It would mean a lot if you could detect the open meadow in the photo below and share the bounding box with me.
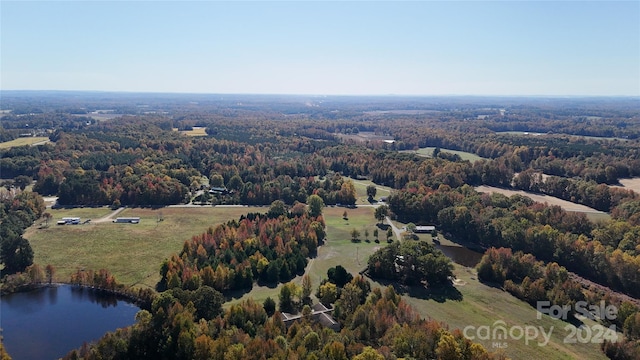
[25,206,261,289]
[26,204,610,359]
[173,126,208,137]
[0,137,49,149]
[349,178,393,204]
[496,131,629,142]
[404,146,486,163]
[475,185,610,222]
[612,177,640,194]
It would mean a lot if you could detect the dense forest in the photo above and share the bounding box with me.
[2,93,640,359]
[158,207,325,293]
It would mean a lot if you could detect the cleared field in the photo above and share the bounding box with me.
[613,177,640,194]
[25,206,262,289]
[405,264,608,360]
[497,131,628,142]
[43,207,113,224]
[405,147,486,163]
[349,178,392,204]
[335,131,395,143]
[0,137,49,149]
[174,126,208,137]
[475,185,609,217]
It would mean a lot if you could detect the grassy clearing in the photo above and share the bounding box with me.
[613,177,640,194]
[26,206,263,289]
[475,185,610,220]
[497,131,628,142]
[406,147,486,163]
[179,127,208,137]
[405,264,608,360]
[45,207,113,221]
[0,137,49,149]
[349,178,392,205]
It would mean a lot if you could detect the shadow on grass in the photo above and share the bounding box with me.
[476,279,507,290]
[223,286,257,302]
[406,284,463,303]
[369,276,463,303]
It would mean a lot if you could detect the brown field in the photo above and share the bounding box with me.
[612,177,640,194]
[0,137,50,149]
[335,131,394,143]
[174,126,208,137]
[475,185,608,215]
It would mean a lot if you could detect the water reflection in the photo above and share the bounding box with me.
[1,285,139,360]
[48,285,58,305]
[436,245,483,268]
[70,286,119,308]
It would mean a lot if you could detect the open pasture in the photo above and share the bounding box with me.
[174,126,208,136]
[612,177,640,194]
[405,147,486,163]
[0,137,49,149]
[26,206,260,289]
[475,185,610,221]
[349,178,392,204]
[496,131,629,142]
[335,131,395,143]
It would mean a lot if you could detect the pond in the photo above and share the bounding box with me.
[1,285,140,360]
[435,244,484,268]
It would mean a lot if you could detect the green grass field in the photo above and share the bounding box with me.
[0,137,49,149]
[44,207,113,221]
[349,178,393,204]
[26,206,260,289]
[407,147,486,163]
[26,204,609,359]
[404,264,608,360]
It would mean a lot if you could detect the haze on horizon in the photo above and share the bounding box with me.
[1,1,638,97]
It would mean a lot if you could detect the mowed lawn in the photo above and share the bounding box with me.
[26,206,262,289]
[406,147,486,163]
[404,264,608,360]
[349,178,392,205]
[0,137,49,149]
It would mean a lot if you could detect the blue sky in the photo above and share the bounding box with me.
[1,1,638,96]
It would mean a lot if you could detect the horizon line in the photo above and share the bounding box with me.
[2,89,639,99]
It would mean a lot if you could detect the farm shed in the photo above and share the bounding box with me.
[414,226,436,233]
[113,217,140,224]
